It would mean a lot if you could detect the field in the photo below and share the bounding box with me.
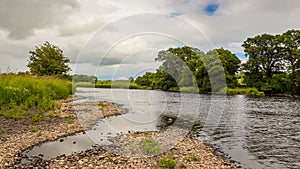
[0,74,73,119]
[75,80,139,89]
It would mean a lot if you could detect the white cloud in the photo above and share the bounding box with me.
[0,0,300,79]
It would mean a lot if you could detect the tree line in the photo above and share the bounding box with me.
[135,46,240,93]
[242,29,300,95]
[135,29,300,95]
[24,30,300,95]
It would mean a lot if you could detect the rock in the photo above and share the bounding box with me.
[78,160,84,165]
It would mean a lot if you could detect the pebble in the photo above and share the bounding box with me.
[0,98,125,168]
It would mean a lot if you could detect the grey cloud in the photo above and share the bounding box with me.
[0,0,79,39]
[1,0,300,79]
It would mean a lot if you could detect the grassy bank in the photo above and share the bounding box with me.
[75,80,139,89]
[76,80,265,96]
[0,74,73,119]
[222,87,265,96]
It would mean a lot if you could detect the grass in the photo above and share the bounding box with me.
[75,80,139,89]
[29,126,38,132]
[222,87,265,96]
[158,155,177,169]
[140,138,162,156]
[46,112,60,118]
[0,73,72,119]
[30,113,45,124]
[184,154,199,162]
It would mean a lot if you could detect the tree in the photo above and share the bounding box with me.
[27,41,71,76]
[215,48,241,88]
[280,30,300,94]
[242,34,283,92]
[242,34,283,79]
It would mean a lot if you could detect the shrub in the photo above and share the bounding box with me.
[158,155,177,169]
[140,138,162,156]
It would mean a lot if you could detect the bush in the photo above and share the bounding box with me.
[140,138,162,156]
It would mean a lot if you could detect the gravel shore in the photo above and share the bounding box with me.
[48,129,240,169]
[1,96,241,169]
[0,96,125,169]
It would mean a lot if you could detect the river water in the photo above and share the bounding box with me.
[25,88,300,169]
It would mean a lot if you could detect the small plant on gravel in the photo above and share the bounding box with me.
[29,126,38,132]
[177,164,188,169]
[67,114,74,124]
[184,154,199,162]
[30,113,44,124]
[98,102,106,110]
[158,155,177,169]
[46,112,60,118]
[140,138,162,156]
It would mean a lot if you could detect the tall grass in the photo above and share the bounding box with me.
[0,74,72,119]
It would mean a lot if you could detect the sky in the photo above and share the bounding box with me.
[0,0,299,80]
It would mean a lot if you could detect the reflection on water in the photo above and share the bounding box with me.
[25,88,299,169]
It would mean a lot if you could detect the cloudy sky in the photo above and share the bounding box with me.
[0,0,299,80]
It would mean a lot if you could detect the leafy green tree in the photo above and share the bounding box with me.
[156,46,199,90]
[136,46,240,93]
[242,30,300,94]
[135,72,155,87]
[242,34,284,92]
[280,30,300,94]
[242,34,283,79]
[215,48,241,88]
[27,41,71,76]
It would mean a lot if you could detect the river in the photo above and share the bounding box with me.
[25,87,300,169]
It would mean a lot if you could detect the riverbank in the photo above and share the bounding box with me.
[48,128,240,169]
[0,96,125,168]
[2,96,241,169]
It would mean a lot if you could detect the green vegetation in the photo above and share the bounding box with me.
[134,29,300,96]
[242,29,300,95]
[72,74,97,83]
[222,87,265,96]
[27,41,71,78]
[140,138,162,156]
[184,154,199,162]
[158,155,177,169]
[46,112,60,118]
[30,113,45,124]
[76,80,139,89]
[67,114,74,124]
[0,74,72,119]
[29,126,38,132]
[98,102,106,111]
[135,46,241,93]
